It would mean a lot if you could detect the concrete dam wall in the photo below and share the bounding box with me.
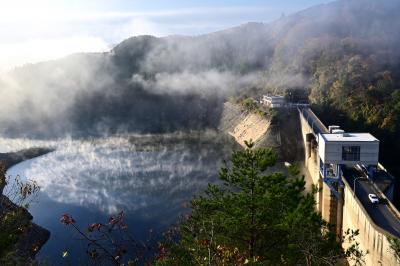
[220,103,399,265]
[299,108,400,266]
[342,178,399,266]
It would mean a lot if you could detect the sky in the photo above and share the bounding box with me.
[0,0,332,71]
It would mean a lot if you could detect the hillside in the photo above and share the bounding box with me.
[0,0,399,178]
[219,102,273,148]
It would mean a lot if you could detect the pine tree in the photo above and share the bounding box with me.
[157,141,364,265]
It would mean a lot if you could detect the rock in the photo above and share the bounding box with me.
[0,195,50,264]
[0,147,53,264]
[0,147,54,170]
[14,223,51,261]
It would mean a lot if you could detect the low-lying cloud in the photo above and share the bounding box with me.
[0,0,399,138]
[131,70,262,96]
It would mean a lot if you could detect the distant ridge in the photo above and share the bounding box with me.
[0,0,399,138]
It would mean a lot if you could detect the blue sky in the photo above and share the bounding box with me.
[0,0,332,70]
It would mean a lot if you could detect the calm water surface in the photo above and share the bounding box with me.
[1,133,235,264]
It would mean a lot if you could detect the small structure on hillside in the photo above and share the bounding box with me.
[261,95,285,108]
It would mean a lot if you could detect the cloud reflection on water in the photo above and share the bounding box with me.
[2,134,230,217]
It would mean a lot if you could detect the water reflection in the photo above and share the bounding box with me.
[1,133,234,264]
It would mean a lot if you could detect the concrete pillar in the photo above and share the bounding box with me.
[321,181,340,232]
[318,178,323,213]
[321,182,333,224]
[319,181,346,237]
[305,133,313,159]
[336,185,344,239]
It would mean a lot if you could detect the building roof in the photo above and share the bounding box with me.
[320,133,379,142]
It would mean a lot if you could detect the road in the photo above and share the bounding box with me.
[342,166,400,237]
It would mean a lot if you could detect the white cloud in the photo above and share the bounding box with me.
[0,36,109,72]
[114,18,165,39]
[0,1,277,69]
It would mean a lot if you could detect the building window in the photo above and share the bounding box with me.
[342,146,360,161]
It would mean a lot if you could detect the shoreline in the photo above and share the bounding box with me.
[0,147,54,264]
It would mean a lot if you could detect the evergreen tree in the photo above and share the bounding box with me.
[157,142,364,265]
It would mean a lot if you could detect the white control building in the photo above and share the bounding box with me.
[318,130,379,181]
[319,132,379,166]
[262,95,285,108]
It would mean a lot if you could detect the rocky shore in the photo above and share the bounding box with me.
[0,147,54,170]
[0,147,53,265]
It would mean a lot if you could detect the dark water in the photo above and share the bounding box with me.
[3,132,235,264]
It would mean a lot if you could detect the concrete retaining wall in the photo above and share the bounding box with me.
[342,178,399,265]
[299,111,339,229]
[219,102,271,148]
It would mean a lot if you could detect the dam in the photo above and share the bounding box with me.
[299,107,400,266]
[223,101,400,265]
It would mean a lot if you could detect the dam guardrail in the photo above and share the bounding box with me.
[298,107,328,135]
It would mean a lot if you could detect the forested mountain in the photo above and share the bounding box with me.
[1,0,400,176]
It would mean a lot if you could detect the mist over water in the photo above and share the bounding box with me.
[2,132,235,263]
[1,0,400,263]
[1,0,399,138]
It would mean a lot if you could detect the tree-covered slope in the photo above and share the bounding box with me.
[0,0,399,148]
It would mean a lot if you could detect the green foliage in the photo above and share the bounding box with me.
[343,229,367,266]
[288,164,301,176]
[268,108,279,124]
[0,164,40,261]
[284,89,310,103]
[309,44,400,175]
[0,209,30,258]
[157,142,363,265]
[241,98,266,116]
[387,236,400,262]
[241,98,258,111]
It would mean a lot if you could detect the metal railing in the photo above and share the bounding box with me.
[298,107,328,135]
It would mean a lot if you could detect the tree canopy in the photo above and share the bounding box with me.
[157,142,364,265]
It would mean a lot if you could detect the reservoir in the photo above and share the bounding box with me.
[2,132,235,264]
